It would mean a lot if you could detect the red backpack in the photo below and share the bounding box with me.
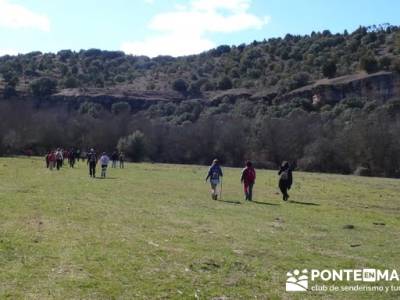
[245,167,256,182]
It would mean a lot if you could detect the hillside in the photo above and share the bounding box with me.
[1,157,400,299]
[1,24,400,103]
[0,25,400,177]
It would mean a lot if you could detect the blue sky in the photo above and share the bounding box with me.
[0,0,398,57]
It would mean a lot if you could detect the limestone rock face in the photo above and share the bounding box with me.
[49,87,186,110]
[2,72,399,111]
[277,71,400,105]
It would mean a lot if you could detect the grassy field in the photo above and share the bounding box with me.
[0,157,400,299]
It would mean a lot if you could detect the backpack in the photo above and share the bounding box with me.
[246,168,256,182]
[280,170,289,181]
[89,152,96,162]
[210,165,221,180]
[56,151,62,160]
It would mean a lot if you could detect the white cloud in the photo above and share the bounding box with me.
[122,0,269,57]
[0,0,50,31]
[191,0,251,13]
[122,33,214,58]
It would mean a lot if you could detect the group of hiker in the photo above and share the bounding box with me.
[45,148,293,200]
[86,149,125,178]
[45,148,125,178]
[206,159,293,202]
[45,148,80,170]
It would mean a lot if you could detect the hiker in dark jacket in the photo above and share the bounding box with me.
[87,148,98,178]
[278,161,293,201]
[119,152,125,168]
[75,149,81,162]
[241,160,256,201]
[111,151,118,168]
[205,159,223,200]
[68,148,76,168]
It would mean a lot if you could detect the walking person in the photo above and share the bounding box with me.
[63,149,69,166]
[45,151,50,168]
[68,149,76,168]
[205,159,223,200]
[111,150,118,168]
[55,148,63,170]
[278,161,293,201]
[99,152,110,178]
[48,151,56,171]
[75,149,81,162]
[119,152,125,168]
[81,150,86,163]
[87,148,97,178]
[241,160,256,201]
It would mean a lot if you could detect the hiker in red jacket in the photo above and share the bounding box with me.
[241,160,256,201]
[48,151,56,171]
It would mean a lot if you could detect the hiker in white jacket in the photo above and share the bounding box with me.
[99,152,110,178]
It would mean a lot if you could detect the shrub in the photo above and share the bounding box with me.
[354,166,371,176]
[360,54,379,73]
[379,56,392,70]
[3,85,17,99]
[78,101,104,118]
[172,78,188,93]
[322,61,337,78]
[114,75,126,83]
[117,130,147,162]
[218,76,233,90]
[63,76,80,88]
[111,101,130,115]
[30,77,57,97]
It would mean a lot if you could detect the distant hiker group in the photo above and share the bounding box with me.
[45,148,80,171]
[45,147,125,178]
[206,159,294,202]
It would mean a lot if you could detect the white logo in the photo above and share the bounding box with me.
[286,269,308,291]
[285,268,400,293]
[363,269,377,282]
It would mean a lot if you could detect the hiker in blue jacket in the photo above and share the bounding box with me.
[205,159,223,200]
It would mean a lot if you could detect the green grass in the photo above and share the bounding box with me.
[0,157,400,299]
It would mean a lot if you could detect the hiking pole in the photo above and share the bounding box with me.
[220,177,223,200]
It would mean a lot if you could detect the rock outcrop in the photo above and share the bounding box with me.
[2,71,399,111]
[277,71,400,105]
[50,86,186,110]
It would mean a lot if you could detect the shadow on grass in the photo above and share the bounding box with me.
[251,200,280,206]
[289,200,320,206]
[216,199,242,205]
[93,177,118,180]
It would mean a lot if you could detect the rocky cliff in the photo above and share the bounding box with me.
[50,86,185,110]
[2,71,400,110]
[277,71,400,105]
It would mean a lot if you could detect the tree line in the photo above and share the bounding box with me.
[0,95,399,178]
